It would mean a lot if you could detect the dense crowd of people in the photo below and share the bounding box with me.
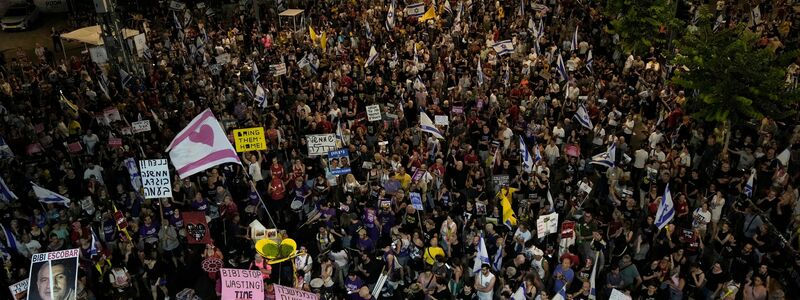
[1,0,799,299]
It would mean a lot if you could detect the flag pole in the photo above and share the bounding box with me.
[247,175,278,229]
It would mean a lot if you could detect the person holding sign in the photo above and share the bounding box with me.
[31,261,76,300]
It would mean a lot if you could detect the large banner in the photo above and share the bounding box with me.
[220,268,264,300]
[139,159,172,199]
[26,249,79,300]
[273,284,319,300]
[182,212,212,244]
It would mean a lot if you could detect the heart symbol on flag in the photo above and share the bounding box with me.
[188,124,214,147]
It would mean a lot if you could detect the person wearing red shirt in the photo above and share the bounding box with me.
[270,157,285,181]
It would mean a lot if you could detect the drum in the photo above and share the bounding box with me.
[290,199,304,211]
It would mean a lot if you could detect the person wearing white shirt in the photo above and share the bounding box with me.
[650,146,666,163]
[552,123,566,146]
[648,128,664,149]
[83,162,105,185]
[82,130,100,155]
[513,224,532,252]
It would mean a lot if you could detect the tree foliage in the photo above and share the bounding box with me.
[671,20,800,125]
[604,0,684,55]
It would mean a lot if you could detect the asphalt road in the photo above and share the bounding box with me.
[0,13,83,60]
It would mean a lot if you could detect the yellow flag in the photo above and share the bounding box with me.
[499,186,518,227]
[419,6,436,22]
[320,31,328,52]
[59,93,79,113]
[309,26,318,43]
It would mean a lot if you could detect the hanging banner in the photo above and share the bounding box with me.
[132,120,151,133]
[233,127,267,152]
[139,159,172,199]
[536,212,559,236]
[26,249,79,300]
[327,149,351,175]
[220,268,264,300]
[8,279,28,300]
[366,104,382,122]
[183,211,212,244]
[306,134,336,157]
[273,284,319,300]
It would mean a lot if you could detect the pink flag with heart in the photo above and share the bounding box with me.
[166,108,241,178]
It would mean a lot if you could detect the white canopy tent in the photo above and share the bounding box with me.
[278,9,304,31]
[60,25,140,46]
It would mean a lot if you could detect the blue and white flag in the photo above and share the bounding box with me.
[492,40,514,56]
[533,143,542,162]
[0,176,17,203]
[552,283,567,300]
[89,228,99,258]
[0,223,18,253]
[519,137,533,173]
[387,0,397,29]
[31,182,70,205]
[252,61,259,83]
[420,111,445,139]
[590,143,616,168]
[586,49,594,74]
[255,84,267,108]
[336,120,345,145]
[528,17,536,34]
[575,104,593,129]
[98,72,110,98]
[390,50,399,69]
[454,1,463,23]
[476,58,485,86]
[120,68,132,86]
[124,158,143,193]
[546,188,555,212]
[654,184,675,230]
[744,168,755,198]
[588,251,599,300]
[365,45,379,68]
[364,20,373,40]
[571,25,578,52]
[492,245,503,271]
[472,235,490,273]
[308,53,319,73]
[173,11,182,30]
[406,3,426,18]
[443,0,452,14]
[183,9,192,27]
[517,0,525,16]
[0,136,13,158]
[511,282,527,300]
[556,53,569,82]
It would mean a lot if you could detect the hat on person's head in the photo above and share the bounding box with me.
[532,247,544,256]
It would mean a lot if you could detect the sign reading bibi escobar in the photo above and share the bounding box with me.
[220,268,264,300]
[139,159,172,199]
[27,249,79,300]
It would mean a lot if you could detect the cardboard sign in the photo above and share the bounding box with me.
[410,192,424,210]
[108,137,123,148]
[67,142,83,153]
[270,63,287,76]
[435,115,449,126]
[579,182,592,194]
[366,104,382,122]
[27,249,79,300]
[306,134,337,157]
[183,212,212,244]
[451,106,464,114]
[220,268,264,300]
[233,127,267,152]
[328,149,352,175]
[132,120,151,133]
[273,284,319,300]
[139,159,172,199]
[536,212,559,236]
[8,279,28,300]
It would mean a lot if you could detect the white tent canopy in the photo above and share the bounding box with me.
[278,9,304,31]
[60,25,140,46]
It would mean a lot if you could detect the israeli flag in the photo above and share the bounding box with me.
[454,1,463,23]
[120,68,132,86]
[98,72,110,98]
[309,53,319,74]
[183,9,192,27]
[571,25,578,52]
[588,251,599,299]
[472,235,490,273]
[252,61,259,83]
[0,223,18,253]
[744,168,755,198]
[528,17,535,34]
[511,282,527,300]
[556,53,569,82]
[389,50,399,69]
[477,58,485,86]
[492,245,503,271]
[89,228,99,258]
[420,111,444,139]
[0,176,17,202]
[406,3,426,18]
[255,85,267,108]
[533,143,542,162]
[590,143,616,169]
[386,0,396,29]
[173,11,182,30]
[123,158,143,193]
[654,184,675,230]
[546,189,555,212]
[575,104,593,129]
[336,120,345,145]
[364,20,373,40]
[586,50,594,74]
[365,45,379,68]
[519,137,533,173]
[492,40,514,56]
[0,136,14,158]
[31,182,70,205]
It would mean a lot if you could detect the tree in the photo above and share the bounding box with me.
[671,21,800,125]
[604,0,684,55]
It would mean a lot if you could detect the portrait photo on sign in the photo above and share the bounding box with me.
[27,258,78,300]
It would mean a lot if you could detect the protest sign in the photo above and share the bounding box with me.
[536,212,559,236]
[27,249,79,300]
[491,175,509,191]
[8,279,27,300]
[451,106,464,114]
[139,159,172,199]
[108,137,123,148]
[89,47,108,64]
[220,268,264,300]
[435,115,449,126]
[270,63,287,76]
[327,149,351,175]
[169,0,186,10]
[133,33,147,57]
[366,104,382,122]
[67,142,82,153]
[410,192,424,210]
[273,284,319,300]
[183,212,212,244]
[610,289,632,300]
[132,120,151,133]
[233,127,267,152]
[306,134,336,157]
[102,107,122,124]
